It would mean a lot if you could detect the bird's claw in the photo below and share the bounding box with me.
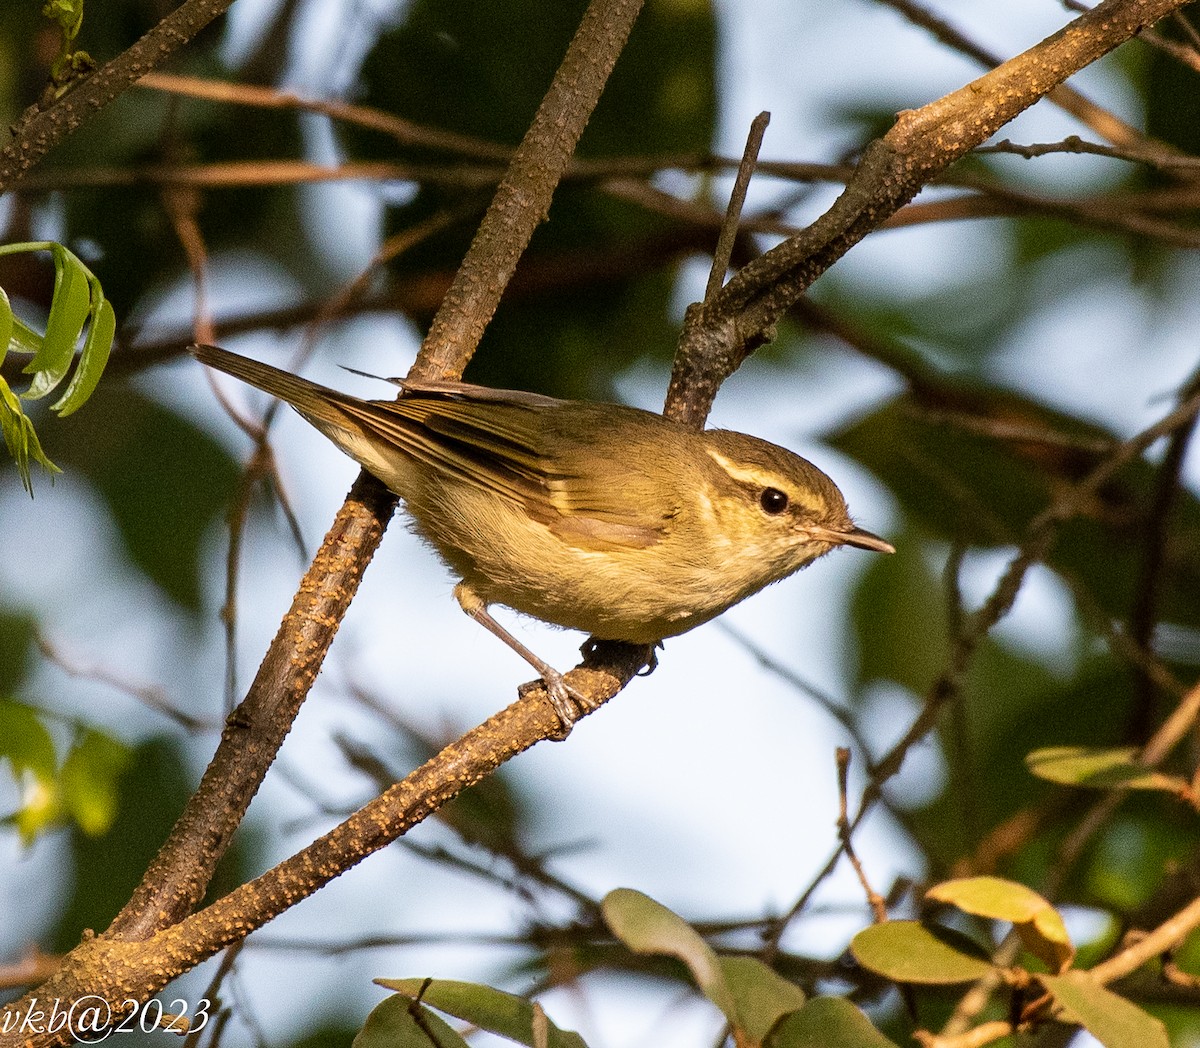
[519,669,593,740]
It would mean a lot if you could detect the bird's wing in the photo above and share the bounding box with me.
[338,394,674,551]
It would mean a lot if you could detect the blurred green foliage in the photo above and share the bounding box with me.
[347,0,716,397]
[49,379,239,610]
[2,0,1200,1044]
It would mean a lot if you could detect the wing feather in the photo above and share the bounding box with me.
[327,388,676,552]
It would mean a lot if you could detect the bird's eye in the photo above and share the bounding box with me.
[759,487,789,514]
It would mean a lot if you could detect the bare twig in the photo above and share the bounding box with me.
[836,748,888,923]
[37,635,217,732]
[979,135,1200,169]
[136,72,512,161]
[704,112,770,302]
[417,0,644,378]
[0,0,240,192]
[0,4,649,1042]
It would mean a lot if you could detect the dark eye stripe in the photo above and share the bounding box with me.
[760,487,789,514]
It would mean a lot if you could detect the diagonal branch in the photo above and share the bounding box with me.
[99,0,644,942]
[0,0,240,193]
[415,0,643,379]
[665,0,1191,427]
[1,5,646,1042]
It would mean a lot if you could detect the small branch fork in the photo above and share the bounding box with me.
[836,749,888,925]
[664,0,1192,428]
[0,0,241,193]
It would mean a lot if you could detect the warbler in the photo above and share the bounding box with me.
[191,343,892,729]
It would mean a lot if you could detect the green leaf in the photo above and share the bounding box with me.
[717,955,806,1043]
[52,294,114,416]
[53,383,239,610]
[43,0,85,39]
[0,242,113,488]
[927,876,1073,973]
[770,997,900,1048]
[850,922,995,985]
[354,994,469,1048]
[0,374,61,493]
[1026,747,1183,792]
[59,730,133,836]
[0,698,57,781]
[0,286,13,367]
[927,876,1052,923]
[1039,971,1169,1048]
[375,980,588,1048]
[0,698,61,844]
[24,245,91,400]
[10,316,46,356]
[602,888,736,1020]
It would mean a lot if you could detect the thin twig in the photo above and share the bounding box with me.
[836,748,888,923]
[704,112,770,302]
[416,0,645,378]
[715,621,878,771]
[0,0,240,192]
[37,635,217,732]
[764,383,1200,960]
[979,135,1200,170]
[136,72,512,161]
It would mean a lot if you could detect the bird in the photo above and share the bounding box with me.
[191,343,893,730]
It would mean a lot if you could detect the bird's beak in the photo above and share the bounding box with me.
[810,525,895,554]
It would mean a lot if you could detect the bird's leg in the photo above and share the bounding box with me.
[453,582,581,737]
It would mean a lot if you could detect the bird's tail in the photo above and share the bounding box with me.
[191,343,361,427]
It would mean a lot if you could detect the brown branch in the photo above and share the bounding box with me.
[0,2,647,1043]
[664,0,1192,426]
[836,748,888,924]
[871,0,1173,156]
[3,1,1191,1042]
[979,134,1200,169]
[6,642,650,1034]
[11,159,506,192]
[18,153,1200,255]
[102,471,398,942]
[883,187,1200,249]
[135,72,513,161]
[704,111,770,302]
[0,0,239,193]
[417,0,644,378]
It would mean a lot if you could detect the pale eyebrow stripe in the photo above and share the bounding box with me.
[705,448,782,488]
